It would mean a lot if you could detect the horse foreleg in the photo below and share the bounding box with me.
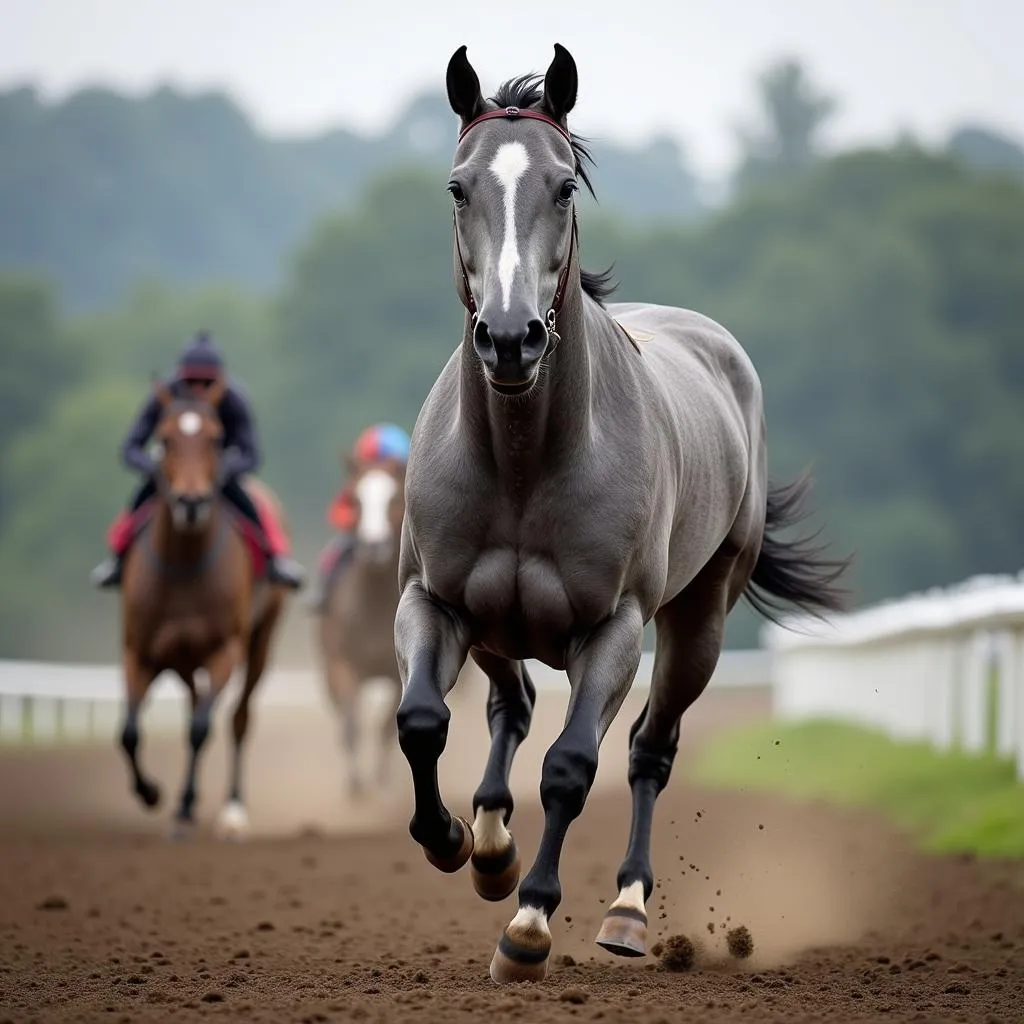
[491,597,644,984]
[597,575,728,959]
[394,579,472,872]
[176,640,240,827]
[468,652,536,902]
[120,652,161,810]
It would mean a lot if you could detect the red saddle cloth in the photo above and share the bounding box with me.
[105,493,288,581]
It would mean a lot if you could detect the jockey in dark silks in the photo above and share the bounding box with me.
[90,331,305,590]
[306,422,410,613]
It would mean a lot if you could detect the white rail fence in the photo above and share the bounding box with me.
[0,649,772,746]
[765,572,1024,780]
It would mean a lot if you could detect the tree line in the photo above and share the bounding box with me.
[1,63,1023,659]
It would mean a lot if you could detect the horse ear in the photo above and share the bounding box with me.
[446,45,484,124]
[541,43,578,123]
[152,375,173,409]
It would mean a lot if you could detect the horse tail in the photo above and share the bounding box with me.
[743,474,850,625]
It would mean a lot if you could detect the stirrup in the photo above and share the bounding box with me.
[268,556,305,590]
[90,557,123,589]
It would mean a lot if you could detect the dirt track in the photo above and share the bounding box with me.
[2,686,1023,1023]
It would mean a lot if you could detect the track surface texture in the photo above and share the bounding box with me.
[2,687,1023,1023]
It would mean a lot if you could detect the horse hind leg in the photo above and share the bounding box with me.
[217,599,283,840]
[375,675,403,789]
[120,652,161,810]
[327,657,365,798]
[468,651,536,902]
[596,564,732,959]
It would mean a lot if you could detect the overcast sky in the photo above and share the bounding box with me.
[3,0,1022,174]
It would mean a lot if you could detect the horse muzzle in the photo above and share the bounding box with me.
[473,308,549,393]
[171,491,214,531]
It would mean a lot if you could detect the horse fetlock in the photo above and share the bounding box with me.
[595,880,649,958]
[471,808,520,901]
[490,906,552,984]
[134,777,161,809]
[416,813,474,873]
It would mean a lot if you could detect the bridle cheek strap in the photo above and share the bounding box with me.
[452,105,578,351]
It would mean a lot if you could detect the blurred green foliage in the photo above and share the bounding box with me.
[0,85,704,310]
[1,62,1023,660]
[692,720,1024,857]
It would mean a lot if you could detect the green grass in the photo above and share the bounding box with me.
[692,720,1024,857]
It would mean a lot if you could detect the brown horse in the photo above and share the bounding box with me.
[118,379,290,838]
[317,457,406,796]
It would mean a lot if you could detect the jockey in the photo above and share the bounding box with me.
[89,331,305,590]
[307,422,410,613]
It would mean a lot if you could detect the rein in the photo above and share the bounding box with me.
[453,106,578,351]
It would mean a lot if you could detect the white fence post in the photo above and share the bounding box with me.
[767,573,1024,777]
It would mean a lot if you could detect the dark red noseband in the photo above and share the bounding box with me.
[453,106,577,346]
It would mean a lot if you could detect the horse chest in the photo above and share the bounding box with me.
[457,544,615,664]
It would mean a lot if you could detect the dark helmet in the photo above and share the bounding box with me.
[176,330,224,382]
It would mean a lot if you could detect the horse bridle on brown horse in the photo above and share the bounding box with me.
[451,106,578,353]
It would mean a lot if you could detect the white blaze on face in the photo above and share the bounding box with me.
[178,411,203,436]
[355,468,398,544]
[489,141,530,312]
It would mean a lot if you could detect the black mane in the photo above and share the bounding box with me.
[489,75,617,306]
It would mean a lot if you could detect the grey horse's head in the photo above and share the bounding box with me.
[446,44,587,395]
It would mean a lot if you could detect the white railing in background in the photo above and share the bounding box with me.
[764,572,1024,780]
[0,649,772,746]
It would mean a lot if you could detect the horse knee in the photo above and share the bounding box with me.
[120,715,139,757]
[396,698,450,762]
[540,741,597,819]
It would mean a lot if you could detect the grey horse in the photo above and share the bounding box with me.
[394,42,848,984]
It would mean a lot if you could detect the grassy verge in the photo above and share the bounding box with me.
[691,720,1024,857]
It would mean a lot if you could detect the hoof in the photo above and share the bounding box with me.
[490,931,550,984]
[490,907,551,984]
[595,906,648,957]
[215,800,250,841]
[168,818,195,843]
[424,815,474,874]
[471,836,521,902]
[135,780,161,809]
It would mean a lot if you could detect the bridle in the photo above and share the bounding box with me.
[452,106,578,351]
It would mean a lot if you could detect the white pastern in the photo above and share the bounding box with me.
[610,879,646,914]
[473,806,512,855]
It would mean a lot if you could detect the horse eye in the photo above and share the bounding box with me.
[448,182,467,206]
[557,180,578,206]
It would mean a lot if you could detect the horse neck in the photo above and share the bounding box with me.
[458,277,590,493]
[151,493,223,567]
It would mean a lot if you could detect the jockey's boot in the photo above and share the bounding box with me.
[90,555,123,589]
[267,554,305,590]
